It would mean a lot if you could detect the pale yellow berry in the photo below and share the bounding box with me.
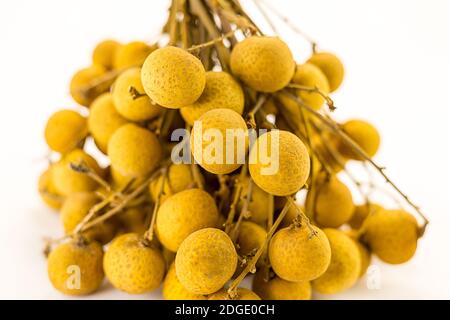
[70,65,105,106]
[209,288,261,300]
[291,63,330,110]
[252,270,311,300]
[92,39,122,70]
[307,52,344,92]
[237,176,274,225]
[337,119,381,160]
[114,41,156,69]
[236,221,267,267]
[38,166,64,210]
[163,263,207,300]
[116,206,149,235]
[348,203,383,229]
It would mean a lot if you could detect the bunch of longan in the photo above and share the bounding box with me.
[39,0,427,300]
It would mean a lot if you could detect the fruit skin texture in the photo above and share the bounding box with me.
[104,233,166,294]
[237,177,273,225]
[52,149,103,196]
[180,71,245,125]
[191,108,248,175]
[163,263,207,300]
[348,203,383,229]
[70,65,105,106]
[269,225,331,282]
[338,119,381,160]
[361,209,418,264]
[156,188,219,252]
[45,110,88,154]
[236,221,267,266]
[92,39,121,69]
[47,240,104,295]
[175,228,238,295]
[113,41,156,69]
[108,123,162,178]
[249,130,310,196]
[291,63,330,110]
[252,270,311,300]
[209,288,261,300]
[307,52,344,92]
[141,46,206,108]
[230,36,295,92]
[112,67,162,121]
[88,93,128,154]
[38,166,63,210]
[312,229,361,294]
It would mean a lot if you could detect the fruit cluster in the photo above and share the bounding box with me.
[39,0,427,300]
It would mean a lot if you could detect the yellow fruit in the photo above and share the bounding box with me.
[361,209,418,264]
[141,46,206,108]
[236,221,267,266]
[292,63,330,110]
[237,176,274,225]
[163,263,207,300]
[338,119,381,160]
[230,36,295,92]
[47,239,104,295]
[191,108,248,175]
[252,270,311,300]
[156,188,219,251]
[109,166,146,190]
[175,228,238,295]
[92,39,121,69]
[180,71,245,125]
[70,65,105,106]
[352,237,371,278]
[307,52,344,92]
[104,233,165,294]
[113,41,156,69]
[44,110,88,153]
[149,164,197,202]
[308,175,354,228]
[108,123,162,178]
[117,206,149,235]
[348,203,383,229]
[269,225,331,282]
[88,93,128,153]
[162,247,176,268]
[38,166,63,210]
[209,288,261,300]
[249,130,310,196]
[52,149,103,196]
[312,229,361,294]
[112,67,162,121]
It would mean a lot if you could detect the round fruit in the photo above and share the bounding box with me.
[47,239,104,295]
[191,108,248,175]
[348,203,383,229]
[338,119,381,160]
[163,263,207,300]
[38,166,63,210]
[108,123,162,178]
[92,39,121,69]
[70,65,105,106]
[209,288,261,300]
[180,71,245,125]
[156,188,219,251]
[117,206,149,235]
[249,130,310,196]
[175,228,238,295]
[236,221,267,266]
[307,52,344,92]
[237,177,273,225]
[230,36,295,92]
[291,63,330,110]
[112,67,162,121]
[269,225,331,282]
[113,41,156,69]
[44,109,88,154]
[104,233,166,294]
[141,46,206,108]
[88,93,128,153]
[252,270,311,300]
[361,209,418,264]
[312,229,361,294]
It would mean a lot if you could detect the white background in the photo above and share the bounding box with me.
[0,0,449,299]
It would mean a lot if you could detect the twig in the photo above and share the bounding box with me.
[246,95,267,128]
[224,166,247,233]
[144,168,168,243]
[230,178,253,243]
[287,84,336,111]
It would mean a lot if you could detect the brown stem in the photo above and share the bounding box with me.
[287,84,336,111]
[230,178,253,243]
[224,165,247,234]
[246,95,267,129]
[286,197,318,239]
[144,168,168,243]
[128,86,147,100]
[187,29,237,52]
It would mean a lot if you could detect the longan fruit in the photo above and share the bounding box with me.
[112,67,162,121]
[141,46,206,108]
[180,71,245,125]
[70,65,105,106]
[346,231,371,278]
[209,288,261,300]
[361,209,418,264]
[190,108,248,175]
[236,221,267,267]
[291,63,330,110]
[52,149,103,196]
[156,188,219,252]
[163,263,207,300]
[104,233,166,294]
[108,123,162,178]
[307,52,344,92]
[44,109,88,154]
[237,176,273,225]
[47,239,104,295]
[116,206,149,235]
[249,130,310,196]
[337,119,381,160]
[308,175,354,228]
[175,228,238,295]
[348,203,383,229]
[113,41,156,69]
[162,247,176,269]
[92,39,122,70]
[88,93,128,154]
[109,166,146,190]
[269,224,331,282]
[230,36,295,92]
[38,166,63,210]
[312,229,361,294]
[252,270,311,300]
